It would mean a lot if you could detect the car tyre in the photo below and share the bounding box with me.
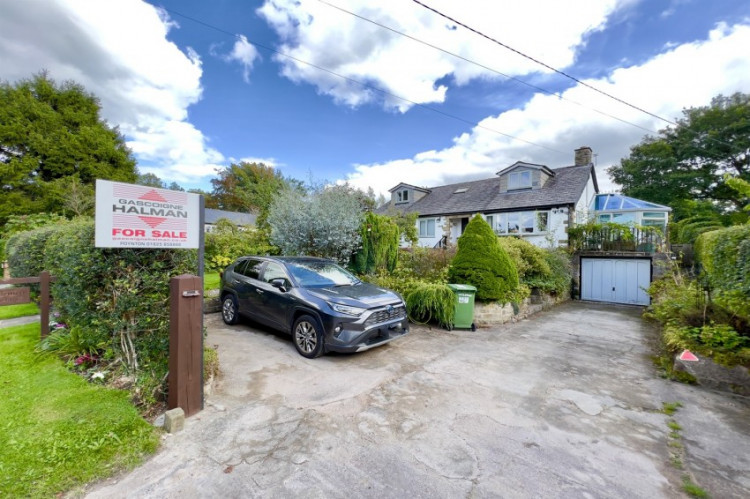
[293,315,325,359]
[222,295,239,325]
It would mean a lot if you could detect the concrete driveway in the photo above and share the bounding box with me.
[87,302,750,498]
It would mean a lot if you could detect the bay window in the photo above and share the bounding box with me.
[489,210,550,235]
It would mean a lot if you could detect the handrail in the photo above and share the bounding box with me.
[434,235,448,249]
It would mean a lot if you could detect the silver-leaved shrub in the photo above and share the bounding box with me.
[268,184,364,263]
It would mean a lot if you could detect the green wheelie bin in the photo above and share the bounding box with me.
[447,283,477,331]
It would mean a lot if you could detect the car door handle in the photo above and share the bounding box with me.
[256,289,264,294]
[232,279,240,284]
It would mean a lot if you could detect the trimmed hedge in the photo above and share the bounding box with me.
[6,225,64,279]
[7,218,197,405]
[448,214,519,302]
[695,224,750,295]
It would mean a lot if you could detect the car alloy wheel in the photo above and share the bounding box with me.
[293,315,324,358]
[222,296,239,325]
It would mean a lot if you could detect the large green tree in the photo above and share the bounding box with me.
[608,93,750,219]
[0,73,137,224]
[209,161,302,230]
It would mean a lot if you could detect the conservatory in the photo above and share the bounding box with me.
[591,193,671,234]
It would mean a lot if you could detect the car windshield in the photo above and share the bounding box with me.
[285,261,360,288]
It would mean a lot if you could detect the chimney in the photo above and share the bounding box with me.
[574,146,593,166]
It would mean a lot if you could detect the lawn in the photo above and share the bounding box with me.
[0,323,159,497]
[204,271,220,291]
[0,302,39,320]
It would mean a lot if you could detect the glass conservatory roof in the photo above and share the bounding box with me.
[593,194,671,212]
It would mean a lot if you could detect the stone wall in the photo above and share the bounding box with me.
[473,292,563,327]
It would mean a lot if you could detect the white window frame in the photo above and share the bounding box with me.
[508,170,532,190]
[492,210,550,235]
[419,218,436,238]
[397,189,409,203]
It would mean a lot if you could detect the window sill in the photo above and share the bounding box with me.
[497,232,549,237]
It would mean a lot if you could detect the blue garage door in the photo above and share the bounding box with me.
[581,258,651,306]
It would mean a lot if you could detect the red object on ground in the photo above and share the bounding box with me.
[679,350,699,361]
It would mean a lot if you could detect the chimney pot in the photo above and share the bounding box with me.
[574,146,593,166]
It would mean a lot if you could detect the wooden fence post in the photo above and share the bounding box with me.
[168,274,203,417]
[40,270,50,338]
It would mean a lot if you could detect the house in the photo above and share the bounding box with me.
[204,208,257,232]
[379,147,673,306]
[378,147,599,249]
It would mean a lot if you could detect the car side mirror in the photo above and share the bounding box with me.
[270,278,288,292]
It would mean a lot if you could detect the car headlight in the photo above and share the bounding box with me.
[329,302,366,316]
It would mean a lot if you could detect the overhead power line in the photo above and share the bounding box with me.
[411,0,678,127]
[317,0,659,136]
[161,7,567,155]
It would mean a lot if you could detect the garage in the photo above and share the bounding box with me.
[580,257,651,305]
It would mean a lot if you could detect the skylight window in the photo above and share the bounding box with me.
[454,188,468,193]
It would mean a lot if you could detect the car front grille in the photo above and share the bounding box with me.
[364,304,406,327]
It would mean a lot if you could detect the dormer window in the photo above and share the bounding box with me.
[397,190,409,203]
[508,171,532,190]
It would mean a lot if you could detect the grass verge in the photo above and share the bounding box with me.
[0,302,39,320]
[0,323,159,497]
[204,272,220,292]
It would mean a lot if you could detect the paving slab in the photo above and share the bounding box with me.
[85,302,750,498]
[0,314,39,328]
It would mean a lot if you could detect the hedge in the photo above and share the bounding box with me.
[6,225,64,279]
[695,224,750,295]
[7,219,197,405]
[204,218,277,272]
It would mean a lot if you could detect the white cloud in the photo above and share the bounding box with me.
[345,23,750,197]
[258,0,625,112]
[228,156,281,167]
[0,0,223,185]
[222,35,261,83]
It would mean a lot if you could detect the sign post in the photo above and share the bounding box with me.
[95,180,205,415]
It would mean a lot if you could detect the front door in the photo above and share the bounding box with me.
[461,217,469,234]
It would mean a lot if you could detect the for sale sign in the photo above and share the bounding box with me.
[95,180,200,248]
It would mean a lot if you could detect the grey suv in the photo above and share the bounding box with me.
[220,256,408,358]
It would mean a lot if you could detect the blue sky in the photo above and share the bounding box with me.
[1,0,749,197]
